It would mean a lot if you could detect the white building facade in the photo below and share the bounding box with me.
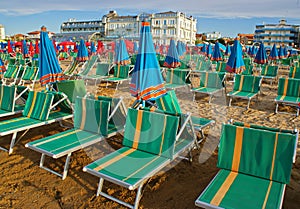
[0,24,5,40]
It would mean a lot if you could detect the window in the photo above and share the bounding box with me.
[163,20,167,25]
[169,19,175,25]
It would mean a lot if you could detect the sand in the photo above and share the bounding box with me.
[0,66,299,209]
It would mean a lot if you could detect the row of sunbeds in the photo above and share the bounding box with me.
[0,81,297,209]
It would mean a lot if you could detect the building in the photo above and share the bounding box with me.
[237,33,254,45]
[56,10,197,45]
[27,30,55,40]
[254,19,300,48]
[203,32,222,40]
[0,24,5,40]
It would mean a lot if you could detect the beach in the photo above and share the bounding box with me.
[0,66,299,209]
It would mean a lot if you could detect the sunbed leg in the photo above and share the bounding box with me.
[247,99,250,109]
[275,103,279,114]
[96,178,104,196]
[228,97,232,107]
[192,92,196,102]
[9,132,17,155]
[209,95,212,104]
[62,153,72,180]
[133,184,143,209]
[40,154,46,167]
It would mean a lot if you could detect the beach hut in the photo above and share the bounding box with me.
[39,26,64,87]
[130,20,167,105]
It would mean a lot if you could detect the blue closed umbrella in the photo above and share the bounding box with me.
[278,45,285,59]
[225,44,231,56]
[76,39,88,62]
[90,41,96,55]
[206,43,212,59]
[163,39,181,68]
[130,20,166,103]
[226,38,245,74]
[254,43,267,65]
[133,41,138,54]
[211,41,223,61]
[39,26,64,86]
[0,57,5,75]
[269,44,279,61]
[115,39,130,65]
[22,40,29,58]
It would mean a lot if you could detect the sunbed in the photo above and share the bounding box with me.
[83,108,196,209]
[164,68,191,90]
[156,90,215,143]
[102,64,132,89]
[25,96,126,179]
[275,77,300,116]
[227,74,262,109]
[260,65,278,85]
[0,90,73,154]
[289,66,300,79]
[191,72,226,103]
[195,123,297,209]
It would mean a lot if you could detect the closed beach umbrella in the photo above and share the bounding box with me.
[130,20,167,103]
[211,41,223,61]
[115,39,130,65]
[278,45,285,59]
[97,40,104,54]
[269,44,279,61]
[206,43,212,59]
[0,57,5,75]
[76,38,88,62]
[39,26,64,86]
[22,40,29,58]
[90,41,96,55]
[201,43,207,55]
[225,38,245,74]
[254,42,267,65]
[225,44,231,56]
[7,40,13,53]
[163,39,181,68]
[29,41,34,56]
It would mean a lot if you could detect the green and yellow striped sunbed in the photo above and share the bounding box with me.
[289,66,300,79]
[18,65,39,89]
[156,90,215,144]
[191,72,226,103]
[227,74,262,109]
[164,68,191,90]
[260,65,279,85]
[195,124,297,209]
[0,84,28,118]
[84,108,195,209]
[275,77,300,116]
[0,90,73,154]
[102,64,132,89]
[26,96,126,180]
[2,64,22,85]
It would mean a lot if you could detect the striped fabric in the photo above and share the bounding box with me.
[74,97,110,135]
[23,91,54,121]
[198,72,225,89]
[0,85,16,112]
[289,66,300,79]
[232,74,261,93]
[4,64,19,79]
[277,78,300,101]
[196,124,296,209]
[165,68,189,86]
[122,108,179,159]
[156,90,181,115]
[22,66,39,81]
[113,65,130,79]
[261,65,278,77]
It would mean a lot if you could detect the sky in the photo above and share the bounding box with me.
[1,0,300,37]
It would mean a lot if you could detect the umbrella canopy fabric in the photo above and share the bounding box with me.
[34,40,39,55]
[163,39,181,68]
[90,41,96,55]
[29,42,34,55]
[39,27,64,86]
[76,39,89,62]
[254,43,267,64]
[130,21,166,102]
[7,40,13,53]
[206,43,212,58]
[278,45,285,59]
[22,40,29,58]
[269,44,279,61]
[114,39,130,65]
[225,44,231,56]
[97,40,104,54]
[133,41,138,54]
[0,57,5,75]
[211,41,223,61]
[225,38,245,74]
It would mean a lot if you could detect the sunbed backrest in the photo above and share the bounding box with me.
[123,108,179,159]
[218,124,296,183]
[156,90,182,114]
[216,61,226,72]
[233,74,261,93]
[233,121,295,134]
[277,78,300,97]
[199,72,225,88]
[56,80,87,103]
[289,66,300,79]
[113,65,130,78]
[23,91,54,121]
[74,97,110,135]
[166,68,189,85]
[96,63,110,76]
[261,65,278,76]
[0,85,16,112]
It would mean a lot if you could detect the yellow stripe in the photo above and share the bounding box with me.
[80,98,87,130]
[122,156,161,181]
[170,69,174,84]
[0,85,3,106]
[292,66,296,78]
[279,79,288,100]
[262,181,273,209]
[205,72,209,87]
[232,91,240,95]
[39,94,51,120]
[231,127,244,172]
[33,129,81,146]
[117,64,120,77]
[210,172,238,205]
[270,133,278,180]
[159,97,166,111]
[264,66,268,76]
[198,61,202,70]
[244,123,250,128]
[159,115,167,154]
[251,77,256,92]
[27,92,38,118]
[132,110,143,149]
[170,92,180,113]
[238,75,244,91]
[0,117,27,125]
[93,148,136,171]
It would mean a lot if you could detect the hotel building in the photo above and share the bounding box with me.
[0,24,5,40]
[55,10,197,45]
[254,19,300,48]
